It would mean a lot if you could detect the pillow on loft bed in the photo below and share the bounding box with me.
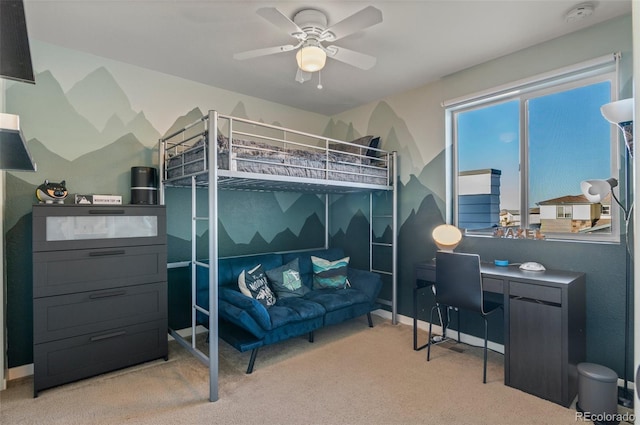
[333,135,381,158]
[367,136,381,157]
[238,264,277,307]
[311,256,351,290]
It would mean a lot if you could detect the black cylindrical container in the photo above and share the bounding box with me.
[131,166,158,204]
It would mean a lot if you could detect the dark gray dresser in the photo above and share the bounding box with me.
[32,204,168,396]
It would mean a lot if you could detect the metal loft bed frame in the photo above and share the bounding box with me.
[158,110,397,402]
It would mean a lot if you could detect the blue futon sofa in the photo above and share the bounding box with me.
[196,248,382,373]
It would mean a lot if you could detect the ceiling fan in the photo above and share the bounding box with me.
[233,6,383,84]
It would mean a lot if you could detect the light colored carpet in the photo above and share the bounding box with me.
[1,317,580,425]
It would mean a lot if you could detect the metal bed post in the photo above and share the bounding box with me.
[207,110,219,402]
[325,193,330,249]
[191,176,198,347]
[369,193,373,273]
[158,139,165,205]
[391,151,398,325]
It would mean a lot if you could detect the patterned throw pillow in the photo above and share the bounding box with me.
[266,258,309,298]
[238,264,276,307]
[311,256,350,290]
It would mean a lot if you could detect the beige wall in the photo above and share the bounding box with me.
[332,14,633,202]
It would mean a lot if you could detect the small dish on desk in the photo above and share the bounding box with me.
[494,260,509,267]
[519,261,546,271]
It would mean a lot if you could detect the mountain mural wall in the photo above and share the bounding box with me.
[3,41,448,370]
[2,58,341,368]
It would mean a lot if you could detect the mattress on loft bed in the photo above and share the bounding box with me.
[166,134,389,186]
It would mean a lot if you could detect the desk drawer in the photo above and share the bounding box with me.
[33,319,168,394]
[415,264,436,283]
[510,281,561,305]
[34,281,167,344]
[33,245,167,297]
[483,277,503,293]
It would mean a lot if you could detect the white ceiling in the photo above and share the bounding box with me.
[23,0,632,116]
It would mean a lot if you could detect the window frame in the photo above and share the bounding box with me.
[445,54,621,243]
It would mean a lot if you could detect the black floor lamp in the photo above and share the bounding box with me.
[582,97,634,407]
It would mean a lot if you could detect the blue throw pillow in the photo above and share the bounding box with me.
[266,258,309,298]
[238,264,276,307]
[311,256,350,289]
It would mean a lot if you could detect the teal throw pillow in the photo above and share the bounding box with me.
[266,258,309,298]
[238,264,276,307]
[311,256,350,290]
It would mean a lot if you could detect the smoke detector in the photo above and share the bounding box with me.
[565,3,595,23]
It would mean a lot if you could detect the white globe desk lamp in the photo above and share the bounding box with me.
[432,224,463,252]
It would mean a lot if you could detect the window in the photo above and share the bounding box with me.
[556,206,573,219]
[447,54,620,242]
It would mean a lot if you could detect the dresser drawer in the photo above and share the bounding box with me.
[33,204,166,252]
[34,281,167,344]
[33,244,167,297]
[34,319,168,394]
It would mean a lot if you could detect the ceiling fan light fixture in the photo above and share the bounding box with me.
[296,45,326,72]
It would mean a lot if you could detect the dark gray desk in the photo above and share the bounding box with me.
[414,260,586,407]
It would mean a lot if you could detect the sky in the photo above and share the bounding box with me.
[457,81,612,212]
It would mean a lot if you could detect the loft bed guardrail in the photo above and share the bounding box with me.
[159,110,398,402]
[160,112,393,192]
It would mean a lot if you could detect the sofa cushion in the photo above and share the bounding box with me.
[303,288,371,312]
[311,256,350,289]
[238,264,277,307]
[266,258,310,298]
[268,297,326,328]
[219,287,272,332]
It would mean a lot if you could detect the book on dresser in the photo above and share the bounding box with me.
[31,204,168,397]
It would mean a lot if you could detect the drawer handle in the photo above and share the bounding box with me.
[511,296,560,307]
[88,209,125,215]
[89,290,126,299]
[90,330,126,342]
[89,249,126,257]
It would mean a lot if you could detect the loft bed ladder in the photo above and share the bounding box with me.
[159,111,220,402]
[369,158,398,322]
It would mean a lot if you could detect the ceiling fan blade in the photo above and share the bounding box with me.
[233,44,296,60]
[321,6,382,42]
[257,7,306,39]
[295,68,312,84]
[325,46,377,70]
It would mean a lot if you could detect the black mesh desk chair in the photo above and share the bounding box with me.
[427,251,502,383]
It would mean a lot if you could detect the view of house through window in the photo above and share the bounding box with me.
[452,64,617,242]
